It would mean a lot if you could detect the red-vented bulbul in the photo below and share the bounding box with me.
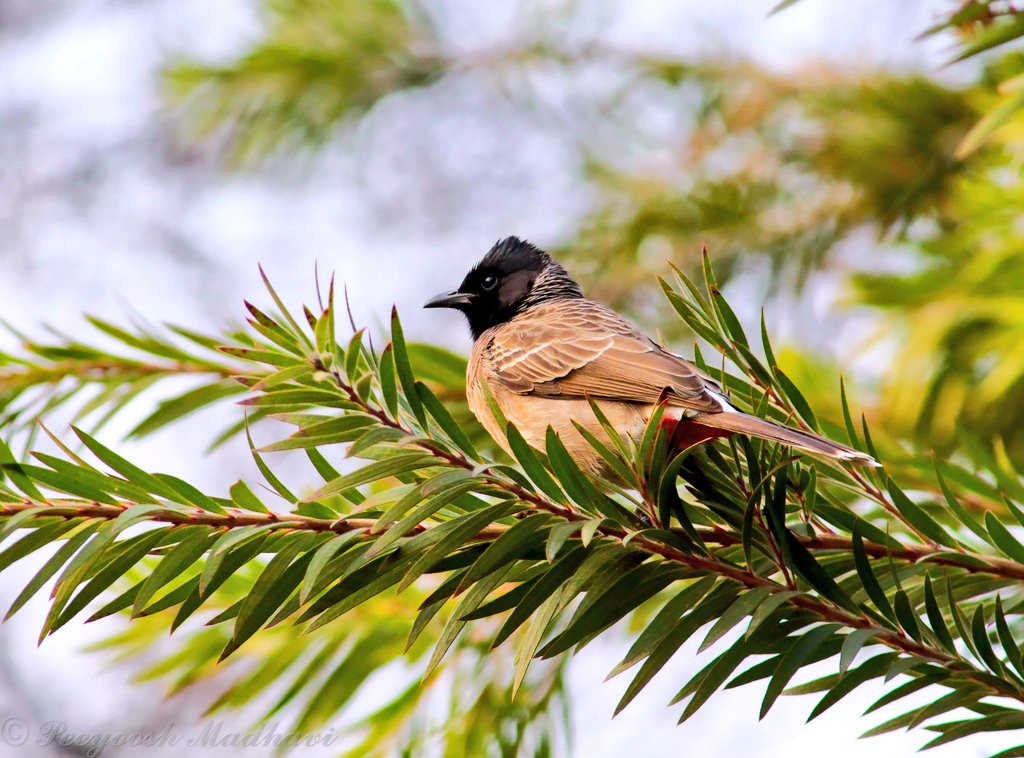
[425,237,877,474]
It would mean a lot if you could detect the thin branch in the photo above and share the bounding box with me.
[0,500,509,542]
[0,358,233,391]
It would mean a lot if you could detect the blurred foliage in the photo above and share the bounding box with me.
[95,572,569,757]
[164,0,445,163]
[160,0,1024,463]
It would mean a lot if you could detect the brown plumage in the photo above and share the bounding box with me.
[426,237,877,475]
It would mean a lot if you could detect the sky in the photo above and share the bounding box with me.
[0,1,1008,756]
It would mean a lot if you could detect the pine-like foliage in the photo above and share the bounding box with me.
[3,258,1024,755]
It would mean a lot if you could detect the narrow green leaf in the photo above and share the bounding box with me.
[615,582,741,715]
[492,545,588,648]
[839,629,879,674]
[300,531,366,603]
[512,589,563,699]
[303,453,434,502]
[132,527,217,617]
[0,437,43,499]
[424,566,514,677]
[379,344,398,418]
[258,264,313,349]
[391,309,425,426]
[545,520,580,562]
[229,480,269,513]
[699,587,774,653]
[416,381,479,459]
[72,427,182,501]
[852,524,895,621]
[809,653,898,721]
[760,624,840,719]
[773,368,818,431]
[5,522,101,620]
[985,511,1024,564]
[225,534,321,658]
[460,513,551,589]
[892,589,921,642]
[886,478,958,547]
[505,424,567,505]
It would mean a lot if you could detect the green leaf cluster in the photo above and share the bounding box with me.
[3,260,1024,753]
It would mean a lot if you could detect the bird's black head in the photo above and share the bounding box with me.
[425,236,583,340]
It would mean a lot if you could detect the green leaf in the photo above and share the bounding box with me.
[545,520,580,562]
[229,480,269,513]
[379,344,398,418]
[745,590,798,639]
[615,582,742,714]
[132,527,217,617]
[768,0,802,16]
[539,562,684,658]
[416,381,479,459]
[995,595,1024,677]
[504,423,567,505]
[970,604,1005,675]
[300,530,366,603]
[892,589,921,642]
[129,382,242,438]
[224,533,322,658]
[808,652,897,721]
[760,624,840,719]
[78,528,175,623]
[956,85,1024,158]
[838,377,861,449]
[612,576,719,677]
[512,589,563,699]
[886,478,958,548]
[773,368,818,431]
[710,284,748,348]
[72,427,182,502]
[985,511,1024,564]
[390,309,425,426]
[5,522,101,620]
[258,264,313,349]
[0,438,45,499]
[852,524,895,621]
[838,629,879,674]
[396,502,519,592]
[699,587,774,653]
[492,544,588,648]
[459,513,552,589]
[784,530,856,612]
[200,523,282,592]
[303,453,435,502]
[923,574,956,653]
[676,636,758,723]
[423,565,514,678]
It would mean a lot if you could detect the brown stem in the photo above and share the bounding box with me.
[0,500,509,542]
[0,357,232,392]
[692,528,1024,582]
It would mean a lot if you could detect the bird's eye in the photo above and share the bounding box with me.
[481,275,498,291]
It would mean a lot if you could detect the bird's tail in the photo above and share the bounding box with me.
[691,411,879,467]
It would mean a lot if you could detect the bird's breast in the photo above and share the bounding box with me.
[467,356,647,476]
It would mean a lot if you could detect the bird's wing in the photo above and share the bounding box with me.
[485,300,725,414]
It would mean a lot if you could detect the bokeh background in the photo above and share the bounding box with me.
[2,1,1023,755]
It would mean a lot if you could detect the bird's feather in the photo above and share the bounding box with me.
[485,299,724,414]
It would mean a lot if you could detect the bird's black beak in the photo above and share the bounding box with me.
[424,291,474,309]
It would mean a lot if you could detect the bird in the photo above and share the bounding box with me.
[424,236,877,475]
